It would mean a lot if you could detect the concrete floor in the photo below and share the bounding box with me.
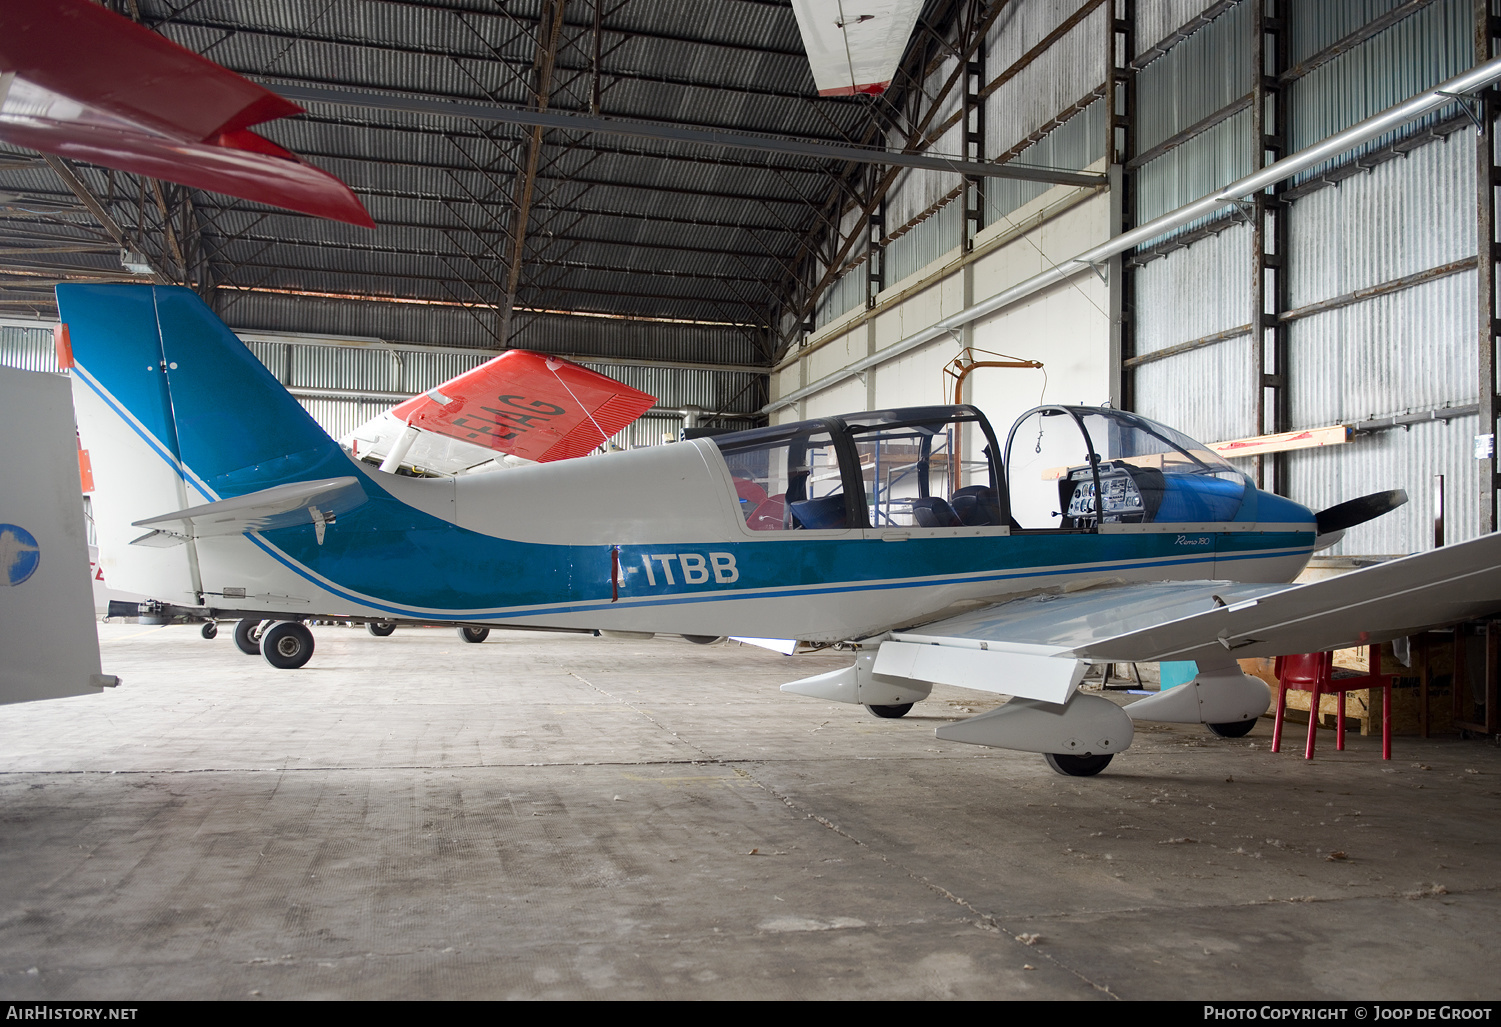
[0,622,1498,1001]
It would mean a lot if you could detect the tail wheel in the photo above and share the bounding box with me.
[866,703,914,719]
[1207,719,1256,738]
[1044,752,1114,777]
[200,621,218,640]
[366,622,396,637]
[261,621,315,669]
[233,618,265,656]
[459,626,490,643]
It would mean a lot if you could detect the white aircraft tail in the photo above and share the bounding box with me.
[57,283,349,604]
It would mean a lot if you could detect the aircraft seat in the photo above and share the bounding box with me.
[950,485,1001,526]
[911,496,961,528]
[1124,466,1166,521]
[789,494,848,529]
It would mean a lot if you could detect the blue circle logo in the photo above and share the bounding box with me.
[0,524,40,586]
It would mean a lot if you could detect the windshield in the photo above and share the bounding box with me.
[1076,409,1244,482]
[1005,406,1247,528]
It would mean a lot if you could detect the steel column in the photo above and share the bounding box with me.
[1109,0,1135,412]
[1251,0,1290,493]
[1478,0,1500,535]
[963,39,986,250]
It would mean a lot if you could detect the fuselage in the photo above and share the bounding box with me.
[139,423,1317,643]
[60,283,1318,643]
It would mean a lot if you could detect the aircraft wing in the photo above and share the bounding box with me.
[130,477,367,545]
[873,532,1501,704]
[0,0,373,227]
[791,0,923,96]
[343,350,657,474]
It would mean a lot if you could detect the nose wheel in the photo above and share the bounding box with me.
[1044,752,1114,776]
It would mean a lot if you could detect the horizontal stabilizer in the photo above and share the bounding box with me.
[132,476,367,540]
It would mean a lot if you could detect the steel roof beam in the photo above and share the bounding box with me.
[279,108,847,178]
[271,84,1103,186]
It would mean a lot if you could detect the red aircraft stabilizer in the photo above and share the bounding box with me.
[389,351,657,464]
[0,0,374,228]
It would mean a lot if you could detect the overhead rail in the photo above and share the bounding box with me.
[270,84,1104,187]
[763,53,1501,414]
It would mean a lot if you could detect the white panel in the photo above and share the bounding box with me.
[801,377,865,420]
[872,336,958,410]
[0,367,107,704]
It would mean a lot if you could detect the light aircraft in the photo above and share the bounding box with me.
[58,282,1501,776]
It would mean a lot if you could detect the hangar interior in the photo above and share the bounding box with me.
[2,0,1501,1002]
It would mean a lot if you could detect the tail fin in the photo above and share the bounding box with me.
[58,283,345,601]
[58,283,345,499]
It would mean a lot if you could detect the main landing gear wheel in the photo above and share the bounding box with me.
[681,634,723,645]
[866,703,914,719]
[366,622,395,637]
[200,621,218,640]
[1044,752,1114,777]
[1207,719,1257,738]
[233,618,265,656]
[261,621,315,669]
[459,626,490,643]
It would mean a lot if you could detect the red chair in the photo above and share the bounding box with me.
[1271,646,1392,760]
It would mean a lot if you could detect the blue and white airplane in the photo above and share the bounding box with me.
[58,283,1501,775]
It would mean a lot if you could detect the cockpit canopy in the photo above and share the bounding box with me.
[1004,406,1248,529]
[704,404,1248,532]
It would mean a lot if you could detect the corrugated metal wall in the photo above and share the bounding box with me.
[217,288,765,366]
[1131,222,1255,444]
[0,320,751,451]
[1126,0,1484,555]
[0,324,59,373]
[1133,0,1253,226]
[1289,0,1470,184]
[984,0,1107,151]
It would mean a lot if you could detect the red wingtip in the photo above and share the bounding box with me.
[0,0,375,229]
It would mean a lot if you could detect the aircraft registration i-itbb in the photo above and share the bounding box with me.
[59,283,1501,776]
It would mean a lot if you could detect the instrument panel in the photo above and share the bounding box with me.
[1064,462,1146,526]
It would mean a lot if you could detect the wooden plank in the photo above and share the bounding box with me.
[1208,424,1351,460]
